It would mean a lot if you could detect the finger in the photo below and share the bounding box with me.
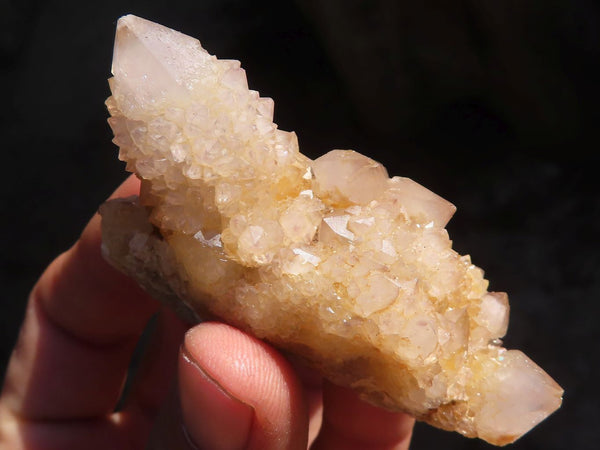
[0,415,137,450]
[285,355,323,446]
[122,307,188,419]
[311,382,415,450]
[35,174,153,343]
[153,322,309,450]
[1,174,160,421]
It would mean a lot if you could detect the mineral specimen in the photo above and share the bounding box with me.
[100,15,563,445]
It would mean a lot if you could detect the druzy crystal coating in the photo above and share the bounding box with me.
[101,15,563,445]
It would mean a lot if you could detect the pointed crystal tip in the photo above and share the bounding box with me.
[474,350,563,445]
[110,15,211,114]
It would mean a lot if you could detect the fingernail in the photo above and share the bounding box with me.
[179,344,254,449]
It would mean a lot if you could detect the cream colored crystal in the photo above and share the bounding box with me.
[101,15,563,446]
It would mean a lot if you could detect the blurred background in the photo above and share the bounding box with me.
[1,0,598,448]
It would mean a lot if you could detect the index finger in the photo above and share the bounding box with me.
[36,174,155,344]
[1,174,160,421]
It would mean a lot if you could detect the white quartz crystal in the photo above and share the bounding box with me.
[101,15,563,445]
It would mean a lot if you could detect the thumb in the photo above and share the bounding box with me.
[148,322,309,450]
[177,329,254,449]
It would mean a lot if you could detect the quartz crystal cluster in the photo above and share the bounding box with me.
[101,15,563,445]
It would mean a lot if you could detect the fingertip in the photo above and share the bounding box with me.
[77,174,141,254]
[179,323,308,450]
[110,173,141,200]
[179,342,254,449]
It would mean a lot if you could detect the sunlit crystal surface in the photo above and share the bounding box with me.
[101,15,563,445]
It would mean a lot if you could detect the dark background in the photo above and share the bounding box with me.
[1,0,599,448]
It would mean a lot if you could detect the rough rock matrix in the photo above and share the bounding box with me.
[101,15,563,445]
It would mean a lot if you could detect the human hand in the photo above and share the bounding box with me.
[0,175,415,449]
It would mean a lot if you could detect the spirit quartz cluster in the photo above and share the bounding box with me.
[100,15,563,445]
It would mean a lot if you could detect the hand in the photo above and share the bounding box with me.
[0,176,415,449]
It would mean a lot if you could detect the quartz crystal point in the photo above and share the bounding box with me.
[101,15,563,445]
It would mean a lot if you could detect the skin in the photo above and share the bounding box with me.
[0,175,415,449]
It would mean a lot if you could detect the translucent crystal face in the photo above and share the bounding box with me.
[311,150,389,206]
[102,15,563,446]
